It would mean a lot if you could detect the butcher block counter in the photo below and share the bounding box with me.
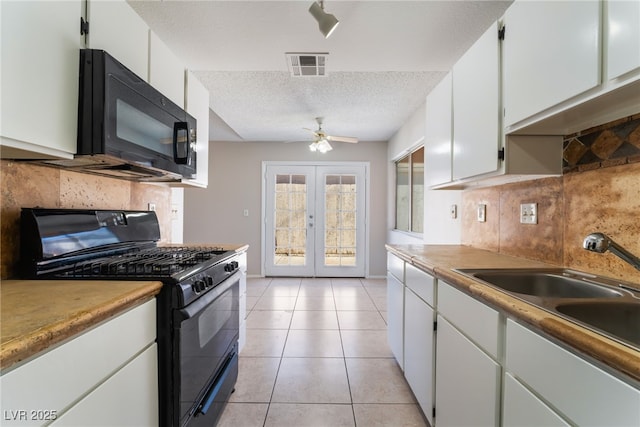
[0,280,162,371]
[386,244,640,383]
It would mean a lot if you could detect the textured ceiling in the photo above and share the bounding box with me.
[129,0,513,143]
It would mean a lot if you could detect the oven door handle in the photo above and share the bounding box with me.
[175,271,240,322]
[197,350,237,416]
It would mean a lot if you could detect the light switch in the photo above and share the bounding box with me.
[520,203,538,224]
[477,204,486,222]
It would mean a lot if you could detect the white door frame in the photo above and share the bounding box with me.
[261,161,370,277]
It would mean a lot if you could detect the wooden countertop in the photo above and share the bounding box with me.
[1,280,162,372]
[386,244,640,383]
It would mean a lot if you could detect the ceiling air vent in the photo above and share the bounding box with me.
[285,53,328,77]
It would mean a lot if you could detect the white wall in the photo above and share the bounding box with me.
[387,101,462,245]
[183,140,388,277]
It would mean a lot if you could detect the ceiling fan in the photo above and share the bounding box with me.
[304,117,358,153]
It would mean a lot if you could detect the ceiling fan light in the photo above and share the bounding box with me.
[317,139,332,153]
[309,142,318,152]
[309,1,339,38]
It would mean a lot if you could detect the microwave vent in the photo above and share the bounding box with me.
[286,53,328,77]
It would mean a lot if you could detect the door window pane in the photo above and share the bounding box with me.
[324,175,357,267]
[274,174,307,266]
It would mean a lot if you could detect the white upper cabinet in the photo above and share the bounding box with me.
[452,21,501,181]
[606,0,640,80]
[503,0,601,129]
[149,31,186,108]
[1,0,81,159]
[424,72,452,187]
[86,0,149,80]
[182,72,210,188]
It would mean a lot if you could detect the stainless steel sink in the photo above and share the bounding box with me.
[468,270,624,299]
[455,268,640,350]
[555,302,640,347]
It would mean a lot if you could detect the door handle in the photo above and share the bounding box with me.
[173,121,190,164]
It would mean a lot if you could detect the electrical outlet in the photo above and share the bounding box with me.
[477,204,486,222]
[520,203,537,224]
[450,204,457,219]
[148,203,156,212]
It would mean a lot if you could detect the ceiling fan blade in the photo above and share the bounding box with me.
[327,135,358,144]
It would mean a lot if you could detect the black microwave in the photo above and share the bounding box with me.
[73,49,197,181]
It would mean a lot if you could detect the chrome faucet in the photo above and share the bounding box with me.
[583,232,640,271]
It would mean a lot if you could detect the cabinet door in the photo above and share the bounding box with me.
[607,0,640,80]
[183,72,210,188]
[503,373,569,427]
[506,319,640,426]
[436,316,500,427]
[51,344,158,426]
[386,272,404,369]
[435,315,500,426]
[503,0,600,127]
[404,288,434,425]
[425,72,452,186]
[149,31,185,108]
[87,0,149,80]
[452,21,500,180]
[1,0,81,158]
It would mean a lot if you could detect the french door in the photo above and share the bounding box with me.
[263,163,367,277]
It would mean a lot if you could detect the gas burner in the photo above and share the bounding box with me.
[63,247,233,279]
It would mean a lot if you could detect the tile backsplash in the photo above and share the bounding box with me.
[463,115,640,285]
[563,113,640,173]
[0,160,171,279]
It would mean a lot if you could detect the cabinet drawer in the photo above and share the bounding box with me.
[387,253,404,282]
[438,281,500,358]
[0,300,156,425]
[405,263,435,307]
[506,319,640,426]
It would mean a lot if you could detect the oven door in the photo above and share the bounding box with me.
[173,272,240,426]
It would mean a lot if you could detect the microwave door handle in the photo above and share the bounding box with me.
[173,121,189,164]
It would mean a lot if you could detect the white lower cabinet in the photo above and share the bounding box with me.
[503,373,569,427]
[386,251,640,426]
[403,264,436,425]
[0,300,158,426]
[506,319,640,426]
[387,271,404,369]
[50,344,158,426]
[435,314,501,426]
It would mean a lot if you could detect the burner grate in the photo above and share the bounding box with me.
[66,246,228,278]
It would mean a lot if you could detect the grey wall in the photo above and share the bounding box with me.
[183,140,388,277]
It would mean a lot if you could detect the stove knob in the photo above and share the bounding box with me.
[224,263,233,272]
[193,280,206,293]
[232,261,239,269]
[205,276,214,288]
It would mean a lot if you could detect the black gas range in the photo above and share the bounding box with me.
[20,208,241,426]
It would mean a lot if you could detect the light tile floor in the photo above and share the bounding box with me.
[217,277,429,427]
